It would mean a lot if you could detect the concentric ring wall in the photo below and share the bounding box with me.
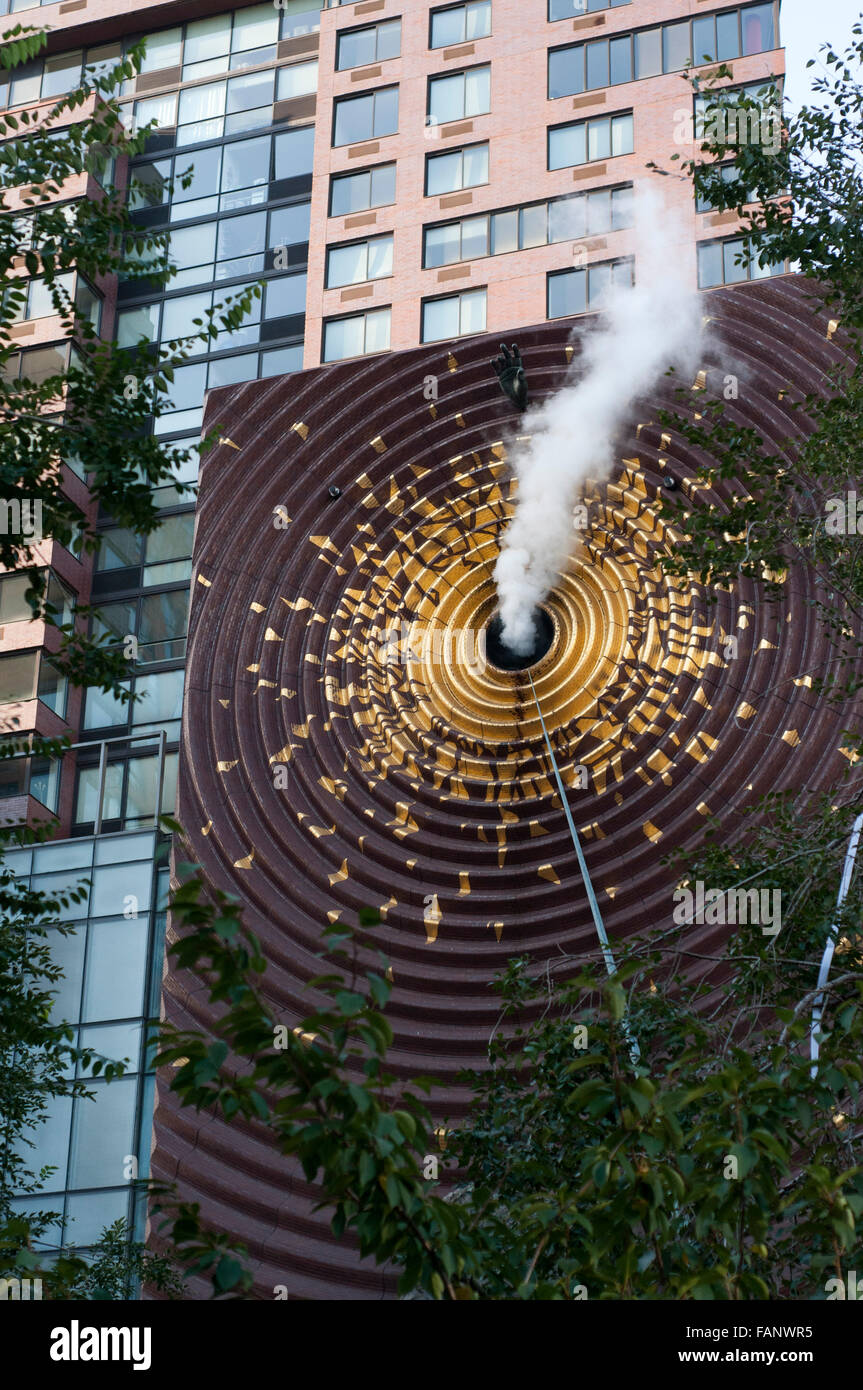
[150,277,862,1299]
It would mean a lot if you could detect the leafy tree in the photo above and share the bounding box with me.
[654,26,863,695]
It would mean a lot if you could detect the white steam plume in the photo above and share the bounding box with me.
[494,185,703,655]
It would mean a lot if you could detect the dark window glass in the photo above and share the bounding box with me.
[274,127,314,180]
[609,36,632,85]
[549,46,583,99]
[716,12,740,60]
[548,268,586,318]
[338,26,377,70]
[586,39,609,89]
[692,16,717,65]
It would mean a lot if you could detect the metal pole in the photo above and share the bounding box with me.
[93,738,108,837]
[810,811,863,1076]
[528,670,640,1061]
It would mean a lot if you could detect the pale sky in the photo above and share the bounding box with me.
[782,0,863,111]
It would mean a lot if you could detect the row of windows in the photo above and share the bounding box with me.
[549,0,630,17]
[336,3,491,70]
[322,253,634,361]
[4,271,102,334]
[124,61,317,150]
[422,185,632,270]
[126,202,310,294]
[0,649,68,716]
[548,4,778,100]
[697,237,786,288]
[0,2,322,108]
[323,234,788,362]
[130,127,314,221]
[83,668,185,741]
[324,182,633,293]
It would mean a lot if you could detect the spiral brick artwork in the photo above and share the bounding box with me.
[150,275,862,1299]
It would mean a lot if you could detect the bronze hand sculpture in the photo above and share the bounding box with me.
[491,342,528,412]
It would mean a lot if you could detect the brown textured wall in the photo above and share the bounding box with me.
[150,275,859,1299]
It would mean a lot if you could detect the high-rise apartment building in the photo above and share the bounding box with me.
[2,0,786,1289]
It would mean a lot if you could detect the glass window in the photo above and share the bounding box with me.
[41,52,83,101]
[663,21,691,73]
[232,3,279,53]
[426,142,488,195]
[429,66,489,125]
[217,211,266,263]
[264,272,307,317]
[161,290,212,343]
[261,344,303,377]
[491,209,518,255]
[83,919,148,1023]
[75,762,124,826]
[588,261,612,305]
[549,46,583,100]
[228,70,275,116]
[716,11,741,61]
[334,87,398,146]
[634,27,662,79]
[327,234,392,287]
[587,117,611,162]
[20,344,68,385]
[68,1077,137,1188]
[9,64,43,107]
[330,163,395,216]
[129,159,170,211]
[84,682,128,730]
[338,20,400,69]
[146,513,194,565]
[97,528,142,571]
[281,0,322,39]
[548,121,586,170]
[183,14,231,76]
[274,127,315,180]
[165,361,207,413]
[586,188,611,234]
[611,112,633,156]
[269,202,311,248]
[0,574,35,624]
[323,308,391,362]
[431,2,491,48]
[743,3,775,55]
[548,267,587,318]
[586,39,609,90]
[422,288,486,342]
[132,668,185,730]
[140,28,182,74]
[277,62,317,100]
[723,237,748,284]
[0,651,37,703]
[697,240,724,288]
[692,16,717,65]
[207,353,257,389]
[609,35,632,85]
[37,656,66,716]
[169,222,216,276]
[173,145,221,205]
[520,204,547,250]
[177,81,225,143]
[424,223,461,269]
[459,215,487,259]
